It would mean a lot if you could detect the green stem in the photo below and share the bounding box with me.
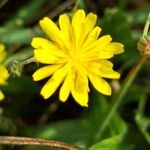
[72,0,80,13]
[138,94,147,116]
[21,57,35,66]
[143,12,150,37]
[95,56,147,141]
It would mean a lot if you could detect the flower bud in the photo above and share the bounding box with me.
[7,60,22,77]
[137,36,150,57]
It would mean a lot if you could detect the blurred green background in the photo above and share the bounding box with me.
[0,0,150,150]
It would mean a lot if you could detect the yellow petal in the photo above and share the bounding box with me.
[34,49,62,64]
[0,65,9,83]
[72,10,85,34]
[89,73,111,95]
[83,35,112,57]
[39,17,62,44]
[59,71,72,102]
[71,70,89,107]
[89,27,101,40]
[98,60,113,68]
[83,50,114,60]
[59,14,71,40]
[72,9,85,48]
[0,44,5,51]
[83,26,101,47]
[74,69,89,92]
[0,91,4,101]
[0,44,7,63]
[106,42,124,54]
[33,64,62,81]
[91,67,120,79]
[71,86,88,107]
[94,35,112,47]
[77,12,97,47]
[41,64,69,99]
[0,78,7,85]
[89,60,120,79]
[31,37,55,49]
[96,51,114,59]
[59,14,73,50]
[100,69,120,79]
[87,59,109,69]
[99,62,120,78]
[32,38,66,57]
[84,12,97,34]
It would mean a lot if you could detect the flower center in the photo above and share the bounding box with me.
[67,47,82,68]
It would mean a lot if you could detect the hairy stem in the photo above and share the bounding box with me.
[143,12,150,37]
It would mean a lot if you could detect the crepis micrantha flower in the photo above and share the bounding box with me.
[32,9,124,107]
[0,43,9,101]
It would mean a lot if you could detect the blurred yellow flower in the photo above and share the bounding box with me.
[32,9,124,106]
[0,44,7,63]
[0,44,9,101]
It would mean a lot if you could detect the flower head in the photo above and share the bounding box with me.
[0,43,9,101]
[0,43,7,63]
[32,9,124,106]
[137,37,150,57]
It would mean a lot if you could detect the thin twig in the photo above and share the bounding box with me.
[0,136,84,150]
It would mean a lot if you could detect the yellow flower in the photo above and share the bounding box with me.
[0,44,7,63]
[32,9,124,106]
[0,43,9,101]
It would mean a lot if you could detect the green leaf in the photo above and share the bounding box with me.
[135,96,150,143]
[86,91,127,137]
[78,0,87,9]
[100,8,136,61]
[82,91,128,149]
[109,114,127,136]
[0,28,42,44]
[89,135,132,150]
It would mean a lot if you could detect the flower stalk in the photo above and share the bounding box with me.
[137,12,150,57]
[20,57,35,66]
[143,12,150,37]
[72,0,81,13]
